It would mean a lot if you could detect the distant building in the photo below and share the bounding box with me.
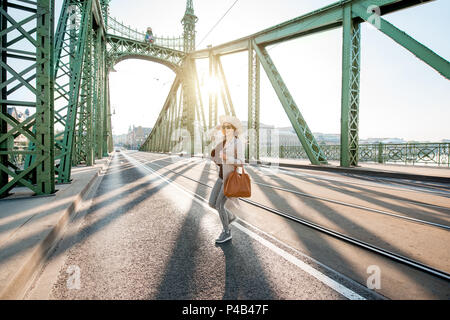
[119,125,152,149]
[122,118,445,151]
[113,134,128,145]
[360,137,406,144]
[250,124,340,147]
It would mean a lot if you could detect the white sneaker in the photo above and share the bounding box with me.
[215,230,232,244]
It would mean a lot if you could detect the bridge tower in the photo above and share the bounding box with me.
[181,0,199,155]
[181,0,197,53]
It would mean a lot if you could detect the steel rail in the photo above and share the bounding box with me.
[134,154,450,230]
[123,152,450,282]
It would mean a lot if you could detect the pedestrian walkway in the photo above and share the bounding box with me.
[0,156,112,299]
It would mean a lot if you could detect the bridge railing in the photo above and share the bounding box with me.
[266,143,450,166]
[107,16,184,51]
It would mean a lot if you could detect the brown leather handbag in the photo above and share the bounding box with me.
[224,166,251,198]
[223,140,251,198]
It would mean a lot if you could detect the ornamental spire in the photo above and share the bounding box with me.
[185,0,194,15]
[181,0,198,52]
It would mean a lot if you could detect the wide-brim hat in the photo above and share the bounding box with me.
[219,115,243,136]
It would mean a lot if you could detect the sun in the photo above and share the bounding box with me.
[203,74,221,96]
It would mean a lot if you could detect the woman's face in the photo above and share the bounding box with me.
[221,122,235,135]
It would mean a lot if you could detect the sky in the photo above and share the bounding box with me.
[106,0,450,142]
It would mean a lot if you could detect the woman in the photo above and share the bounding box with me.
[145,27,154,44]
[209,115,245,244]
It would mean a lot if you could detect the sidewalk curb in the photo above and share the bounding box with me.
[0,153,114,300]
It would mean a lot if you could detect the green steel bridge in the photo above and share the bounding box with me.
[1,0,449,198]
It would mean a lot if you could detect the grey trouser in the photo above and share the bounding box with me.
[208,178,234,232]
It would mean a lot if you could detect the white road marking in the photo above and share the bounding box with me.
[123,152,366,300]
[231,222,365,300]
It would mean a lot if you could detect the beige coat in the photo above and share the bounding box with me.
[211,136,245,206]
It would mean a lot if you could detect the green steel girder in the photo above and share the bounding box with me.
[100,0,109,26]
[93,27,104,159]
[212,58,229,116]
[192,61,207,132]
[74,14,95,167]
[340,0,450,167]
[106,34,185,73]
[103,73,110,156]
[189,0,446,168]
[175,88,184,152]
[247,40,261,162]
[191,0,436,59]
[53,0,109,182]
[216,56,236,117]
[208,51,218,130]
[106,84,113,154]
[180,58,196,155]
[168,93,178,152]
[340,4,361,167]
[193,62,207,154]
[0,0,55,197]
[54,0,94,183]
[253,41,328,165]
[352,2,450,80]
[187,60,207,154]
[140,76,181,152]
[141,56,205,155]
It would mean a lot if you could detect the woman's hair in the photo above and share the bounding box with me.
[221,124,236,131]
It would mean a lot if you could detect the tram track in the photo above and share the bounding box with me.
[124,151,450,282]
[146,153,450,201]
[262,164,450,198]
[133,153,450,230]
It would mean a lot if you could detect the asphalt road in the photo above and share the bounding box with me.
[112,151,450,299]
[25,151,381,300]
